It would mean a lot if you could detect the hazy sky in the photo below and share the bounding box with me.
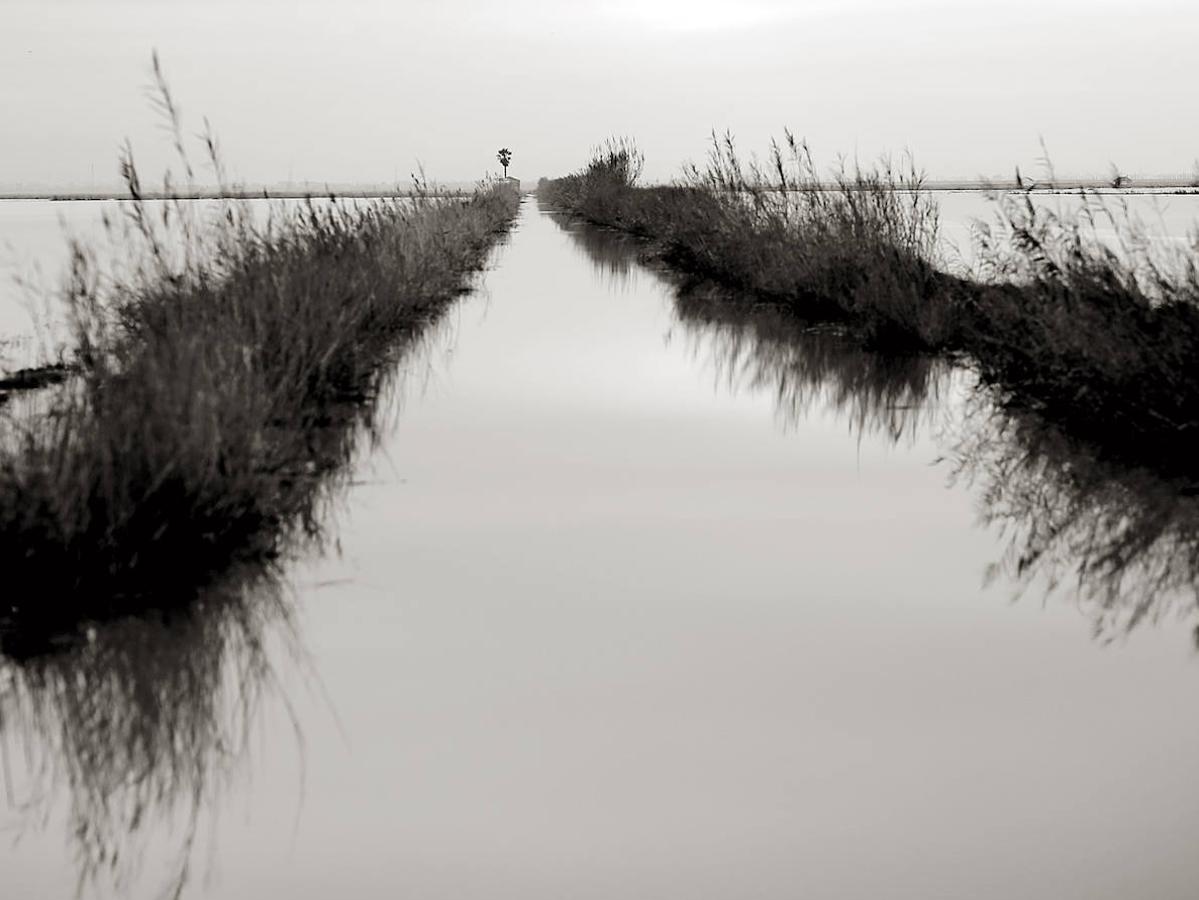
[2,0,1196,188]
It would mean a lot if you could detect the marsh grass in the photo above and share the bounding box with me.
[0,268,482,900]
[553,205,1199,637]
[541,135,1199,475]
[552,190,950,445]
[541,133,951,348]
[0,62,520,642]
[961,189,1199,471]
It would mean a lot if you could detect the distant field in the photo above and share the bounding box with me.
[0,179,1193,202]
[0,188,476,202]
[925,179,1199,193]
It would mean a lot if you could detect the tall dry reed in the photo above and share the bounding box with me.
[540,134,1199,475]
[0,61,520,640]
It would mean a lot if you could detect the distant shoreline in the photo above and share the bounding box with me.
[924,179,1199,194]
[2,181,1195,201]
[0,189,475,202]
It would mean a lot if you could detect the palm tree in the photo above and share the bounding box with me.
[497,148,512,179]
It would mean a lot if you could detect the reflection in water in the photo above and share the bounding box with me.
[1,575,300,898]
[948,396,1199,639]
[673,283,950,444]
[543,198,950,444]
[0,305,469,897]
[552,210,1199,641]
[551,201,951,445]
[543,207,640,290]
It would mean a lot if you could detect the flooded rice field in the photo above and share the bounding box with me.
[4,194,1199,899]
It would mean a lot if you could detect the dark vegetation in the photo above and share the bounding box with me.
[539,136,1199,479]
[0,70,520,649]
[0,61,519,900]
[555,182,1199,641]
[549,208,946,442]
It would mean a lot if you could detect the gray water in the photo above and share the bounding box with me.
[3,197,1199,899]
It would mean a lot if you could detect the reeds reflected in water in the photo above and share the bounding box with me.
[541,137,1199,478]
[556,211,1199,643]
[0,297,470,899]
[555,204,951,444]
[947,396,1199,640]
[0,572,302,899]
[673,282,951,444]
[541,204,640,290]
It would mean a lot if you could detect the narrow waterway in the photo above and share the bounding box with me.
[4,197,1199,899]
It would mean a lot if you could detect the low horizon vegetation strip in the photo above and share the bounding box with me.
[538,135,1199,478]
[0,78,520,646]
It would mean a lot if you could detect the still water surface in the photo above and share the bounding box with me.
[3,196,1199,898]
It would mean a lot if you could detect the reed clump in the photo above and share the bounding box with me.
[0,80,519,641]
[540,135,1199,476]
[554,205,1199,638]
[541,132,953,349]
[960,191,1199,468]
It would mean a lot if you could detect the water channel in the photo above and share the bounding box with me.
[3,195,1199,899]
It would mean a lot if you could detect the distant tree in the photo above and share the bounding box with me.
[1191,158,1199,188]
[1109,163,1130,189]
[497,148,513,179]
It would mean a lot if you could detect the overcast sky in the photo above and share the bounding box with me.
[2,0,1195,188]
